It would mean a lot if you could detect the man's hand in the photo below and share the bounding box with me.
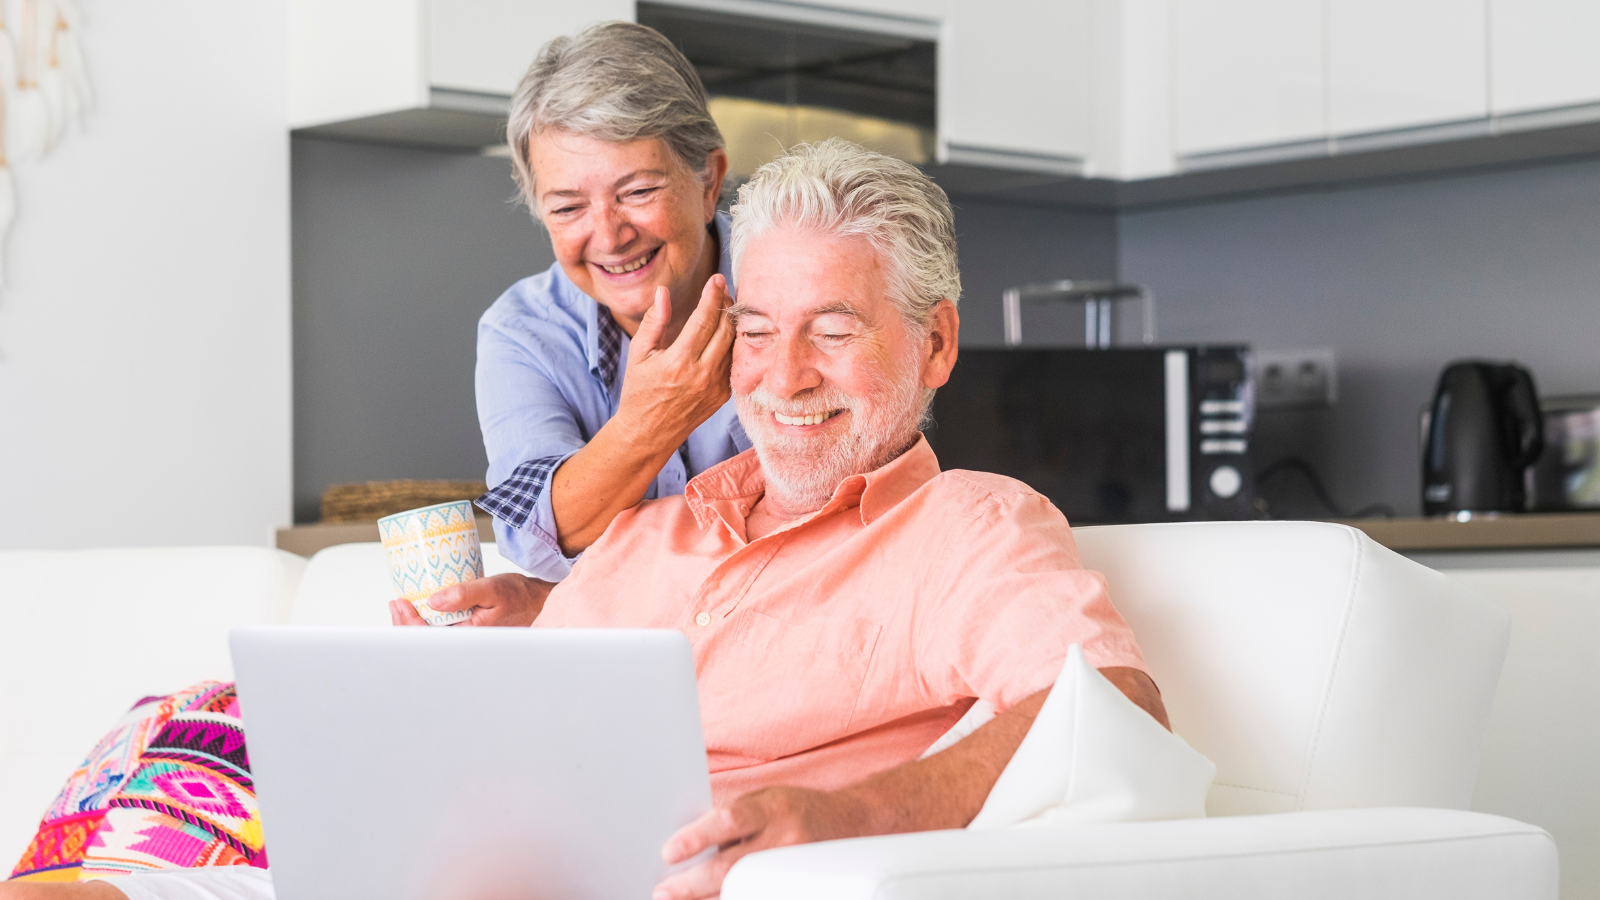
[654,786,867,900]
[650,670,1167,898]
[388,573,553,627]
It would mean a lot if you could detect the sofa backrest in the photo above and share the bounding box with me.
[285,525,1511,820]
[0,546,305,865]
[288,542,530,626]
[1072,521,1511,817]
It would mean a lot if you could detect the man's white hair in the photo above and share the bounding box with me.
[730,138,962,333]
[506,22,725,212]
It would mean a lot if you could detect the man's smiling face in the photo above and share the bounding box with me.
[729,227,956,509]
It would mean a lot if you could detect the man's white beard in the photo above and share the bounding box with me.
[736,351,927,512]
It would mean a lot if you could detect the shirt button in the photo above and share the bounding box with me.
[695,612,711,627]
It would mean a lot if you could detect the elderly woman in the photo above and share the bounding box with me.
[0,21,745,897]
[432,20,749,627]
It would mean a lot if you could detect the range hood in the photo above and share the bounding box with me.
[638,1,936,179]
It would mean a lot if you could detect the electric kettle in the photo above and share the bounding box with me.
[1422,360,1544,515]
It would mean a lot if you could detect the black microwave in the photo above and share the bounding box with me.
[925,346,1255,525]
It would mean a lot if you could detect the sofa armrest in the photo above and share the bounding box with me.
[722,808,1556,900]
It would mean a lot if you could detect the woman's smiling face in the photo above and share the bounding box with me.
[528,130,723,331]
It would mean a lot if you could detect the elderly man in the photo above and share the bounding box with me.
[2,140,1163,900]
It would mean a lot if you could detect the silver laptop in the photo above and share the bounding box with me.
[230,627,713,900]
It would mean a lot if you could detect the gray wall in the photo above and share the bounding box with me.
[291,138,553,522]
[1120,157,1600,518]
[952,199,1119,348]
[290,138,1118,521]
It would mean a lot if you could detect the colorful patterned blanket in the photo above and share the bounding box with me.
[9,681,265,883]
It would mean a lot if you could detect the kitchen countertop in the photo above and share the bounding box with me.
[1332,511,1600,552]
[276,511,1600,558]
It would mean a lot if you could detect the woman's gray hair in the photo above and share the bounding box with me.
[730,138,961,333]
[506,22,724,210]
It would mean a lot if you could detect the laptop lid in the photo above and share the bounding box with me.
[230,627,712,900]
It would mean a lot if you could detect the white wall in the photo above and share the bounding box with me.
[0,2,291,548]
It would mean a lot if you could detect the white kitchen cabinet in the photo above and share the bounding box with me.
[430,0,633,97]
[290,0,630,139]
[1490,0,1600,117]
[1090,0,1176,180]
[1327,0,1486,137]
[938,0,1094,175]
[1171,0,1325,159]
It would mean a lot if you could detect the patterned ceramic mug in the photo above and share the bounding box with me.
[377,500,482,626]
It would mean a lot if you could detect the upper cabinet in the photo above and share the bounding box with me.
[289,0,1600,194]
[428,1,634,97]
[938,0,1093,175]
[1327,0,1486,136]
[1490,1,1600,116]
[291,0,1101,179]
[1171,0,1323,159]
[290,0,631,144]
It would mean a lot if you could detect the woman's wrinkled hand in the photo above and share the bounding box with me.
[614,275,734,447]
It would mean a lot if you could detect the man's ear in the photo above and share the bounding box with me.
[920,300,960,390]
[702,148,730,220]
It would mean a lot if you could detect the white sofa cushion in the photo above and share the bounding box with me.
[968,645,1214,829]
[0,546,304,866]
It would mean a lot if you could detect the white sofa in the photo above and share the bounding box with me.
[0,547,307,865]
[724,521,1557,898]
[0,524,1558,897]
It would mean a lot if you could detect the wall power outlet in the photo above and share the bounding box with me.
[1254,348,1337,410]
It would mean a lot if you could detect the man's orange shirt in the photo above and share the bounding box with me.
[535,436,1147,802]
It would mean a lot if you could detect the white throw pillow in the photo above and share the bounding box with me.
[967,644,1216,829]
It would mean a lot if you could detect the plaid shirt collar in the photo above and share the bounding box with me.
[594,305,622,391]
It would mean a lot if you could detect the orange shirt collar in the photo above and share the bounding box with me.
[685,433,941,534]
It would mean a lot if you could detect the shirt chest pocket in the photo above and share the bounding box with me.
[700,610,882,763]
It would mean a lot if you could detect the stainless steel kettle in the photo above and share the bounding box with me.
[1421,361,1544,515]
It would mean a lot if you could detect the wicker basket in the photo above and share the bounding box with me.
[319,480,489,524]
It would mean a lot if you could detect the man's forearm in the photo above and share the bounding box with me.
[838,666,1168,835]
[655,666,1170,900]
[845,688,1050,835]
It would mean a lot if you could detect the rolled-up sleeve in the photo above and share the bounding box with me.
[474,286,596,580]
[477,452,583,581]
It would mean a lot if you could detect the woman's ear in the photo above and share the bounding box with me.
[702,148,730,219]
[920,300,960,390]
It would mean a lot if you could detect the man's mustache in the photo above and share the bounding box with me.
[737,385,857,420]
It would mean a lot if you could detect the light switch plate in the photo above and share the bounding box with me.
[1254,348,1337,410]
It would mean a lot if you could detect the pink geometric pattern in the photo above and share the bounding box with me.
[124,822,208,867]
[149,770,252,820]
[12,681,264,883]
